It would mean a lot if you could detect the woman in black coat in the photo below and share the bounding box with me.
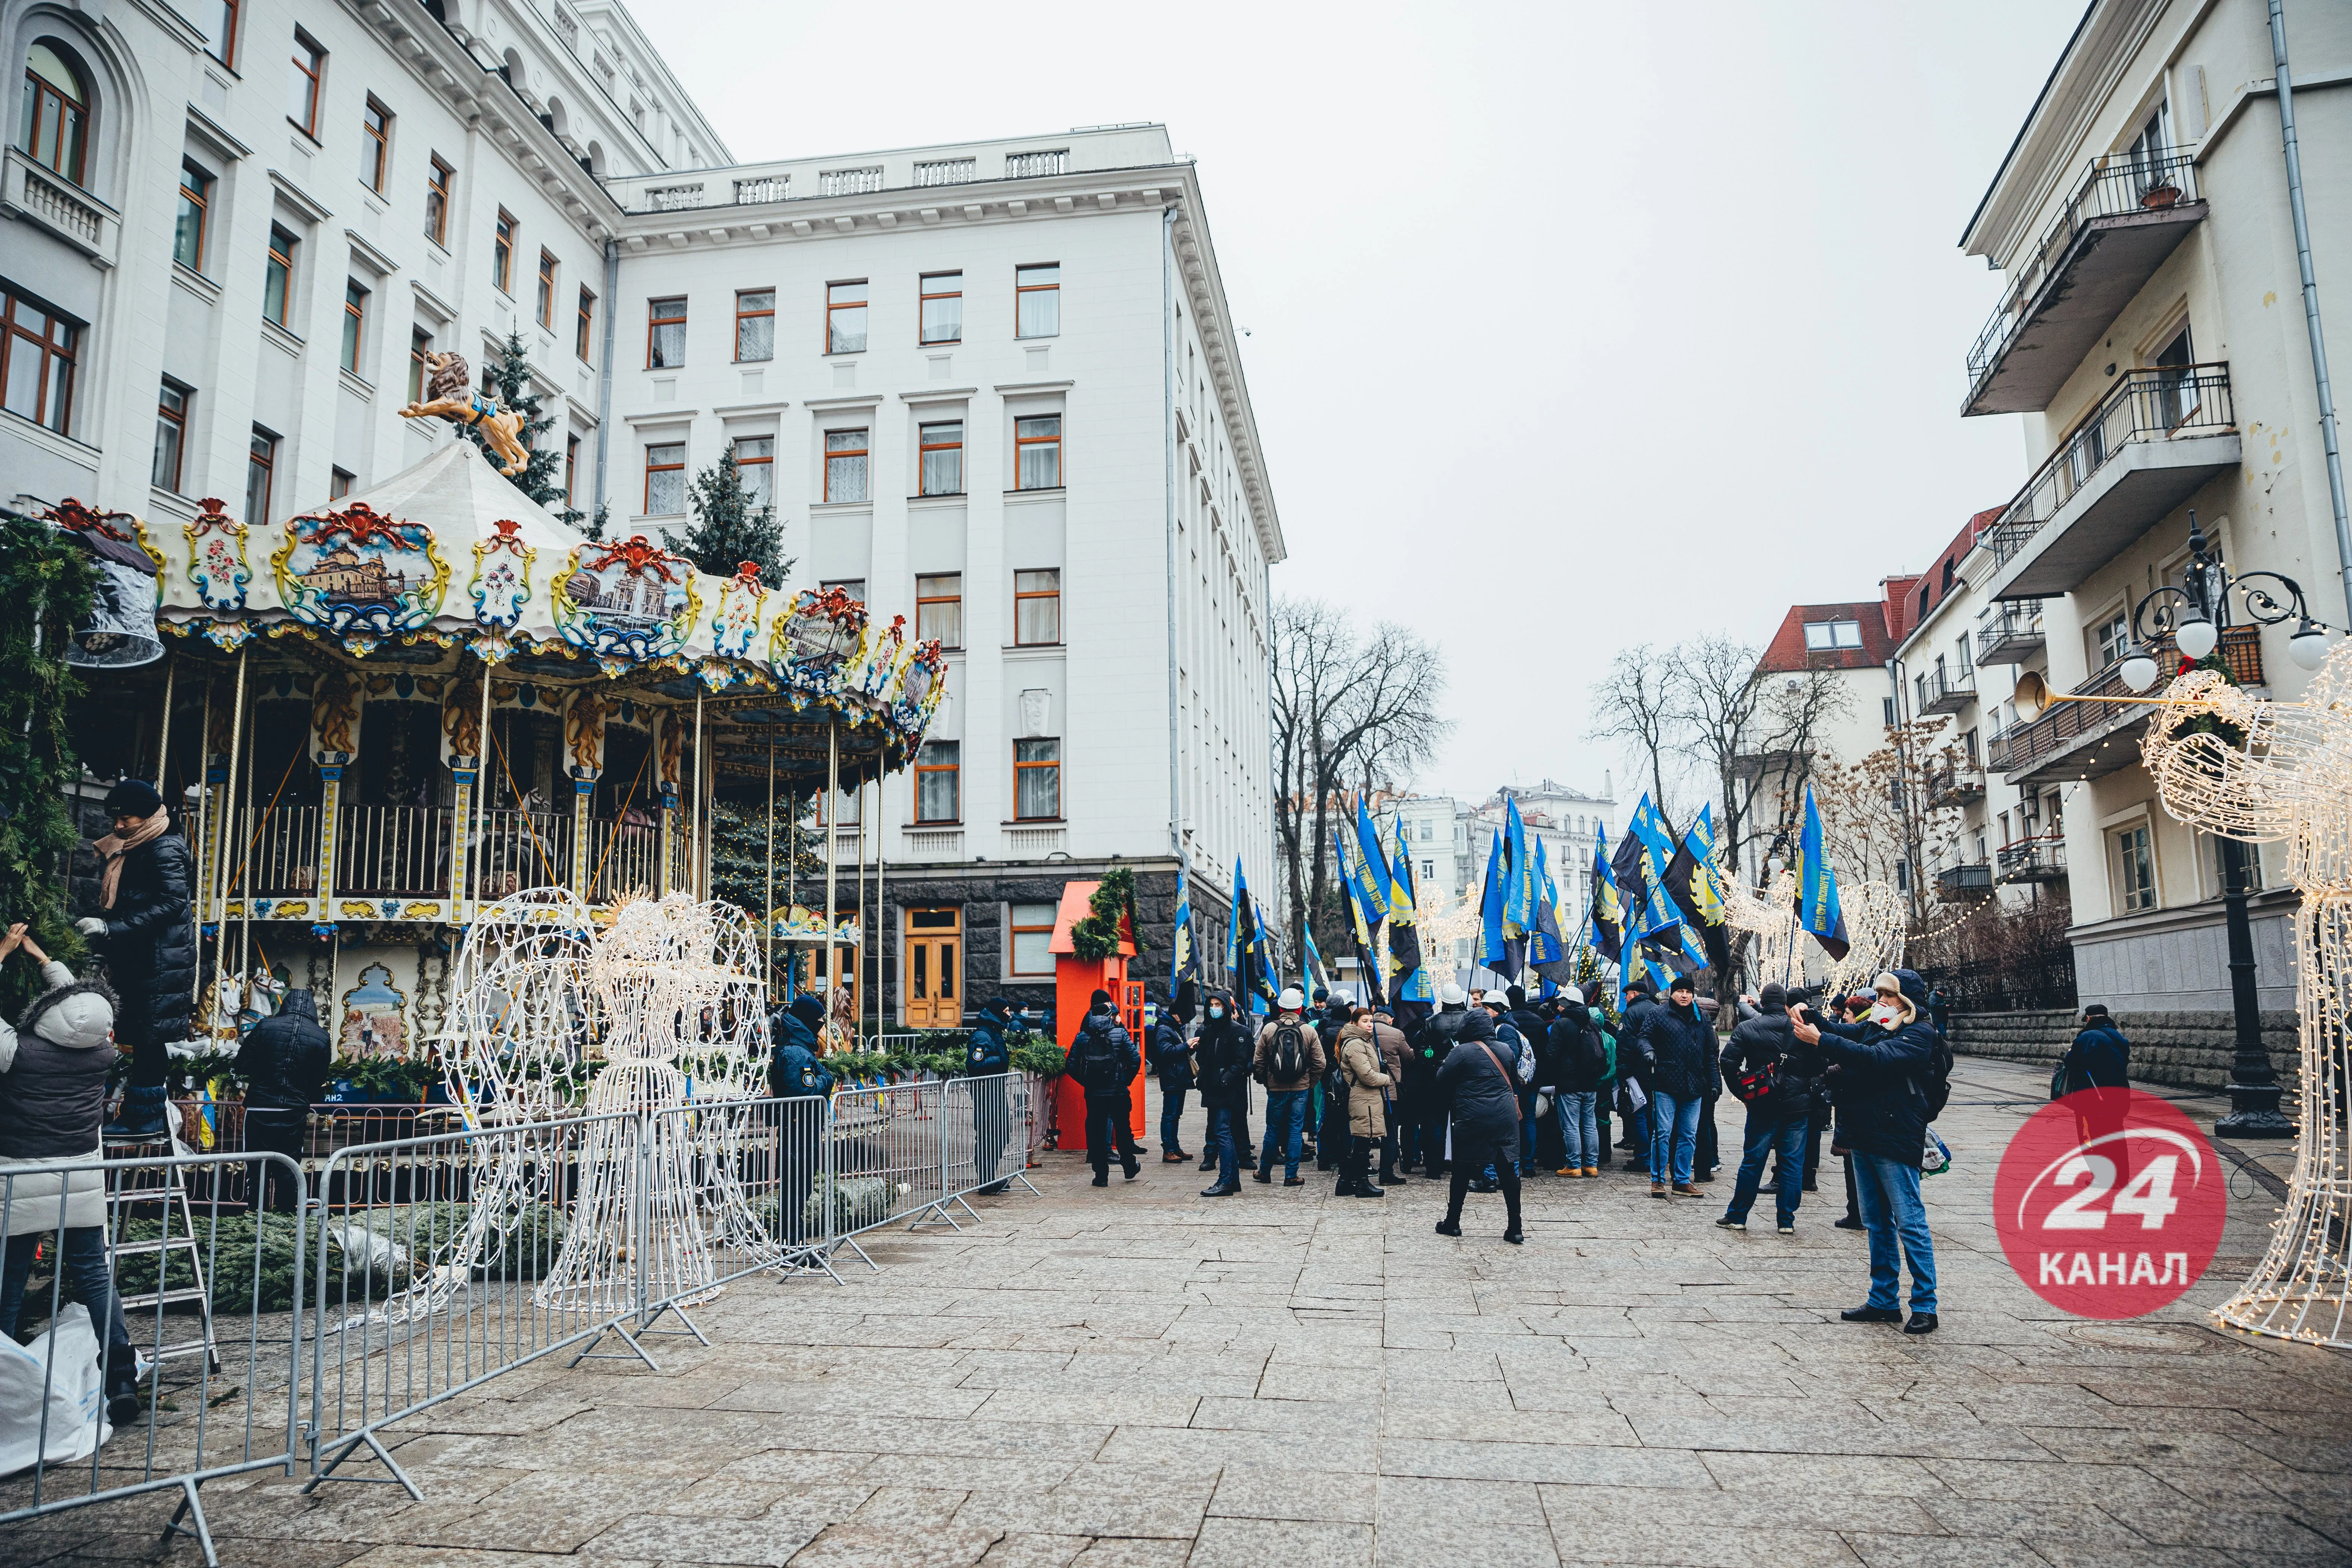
[1193,993,1254,1196]
[78,780,196,1140]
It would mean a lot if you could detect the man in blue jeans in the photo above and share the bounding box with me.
[1792,969,1941,1334]
[1714,982,1820,1233]
[1251,990,1325,1186]
[1637,975,1713,1196]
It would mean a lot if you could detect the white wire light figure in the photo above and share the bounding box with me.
[1822,879,1907,1001]
[2143,655,2352,1347]
[536,893,781,1328]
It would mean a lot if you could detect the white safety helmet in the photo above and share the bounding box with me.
[1277,987,1304,1011]
[1438,981,1468,1007]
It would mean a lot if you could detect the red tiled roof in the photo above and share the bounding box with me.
[1755,602,1899,674]
[1902,507,2005,641]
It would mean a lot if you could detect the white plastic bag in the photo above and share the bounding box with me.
[0,1303,112,1475]
[1921,1129,1953,1177]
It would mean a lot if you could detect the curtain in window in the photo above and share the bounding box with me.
[1015,738,1060,820]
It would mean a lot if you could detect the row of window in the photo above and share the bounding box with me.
[651,266,1059,368]
[149,381,288,517]
[909,738,1062,826]
[645,416,1062,513]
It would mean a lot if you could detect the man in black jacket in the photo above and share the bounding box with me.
[1070,989,1142,1186]
[1617,978,1660,1157]
[1637,975,1713,1197]
[1546,994,1608,1175]
[81,781,196,1142]
[965,997,1015,1193]
[1505,986,1547,1175]
[1193,992,1252,1196]
[1714,983,1818,1234]
[1433,992,1527,1243]
[1793,970,1941,1334]
[1312,991,1347,1170]
[236,989,332,1213]
[767,995,834,1242]
[1147,991,1194,1164]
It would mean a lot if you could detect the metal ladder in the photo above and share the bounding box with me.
[103,1124,222,1375]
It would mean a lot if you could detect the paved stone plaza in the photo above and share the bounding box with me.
[12,1056,2352,1566]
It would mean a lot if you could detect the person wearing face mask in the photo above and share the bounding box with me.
[1147,988,1195,1164]
[1193,992,1253,1196]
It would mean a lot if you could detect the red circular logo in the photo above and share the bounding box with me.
[1994,1088,2226,1318]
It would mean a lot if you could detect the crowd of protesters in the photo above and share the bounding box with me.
[1097,964,1960,1336]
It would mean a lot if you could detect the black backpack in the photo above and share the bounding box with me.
[1075,1025,1123,1092]
[1920,1033,1955,1121]
[1269,1019,1305,1080]
[1577,1023,1608,1082]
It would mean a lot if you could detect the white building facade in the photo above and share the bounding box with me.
[2,0,1280,1025]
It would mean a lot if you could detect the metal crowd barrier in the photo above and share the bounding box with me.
[0,1147,308,1566]
[3,1073,1050,1562]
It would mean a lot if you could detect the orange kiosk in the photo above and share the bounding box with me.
[1049,880,1148,1146]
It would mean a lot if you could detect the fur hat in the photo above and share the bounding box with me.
[21,964,116,1051]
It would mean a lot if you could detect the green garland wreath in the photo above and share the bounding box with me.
[1069,865,1145,961]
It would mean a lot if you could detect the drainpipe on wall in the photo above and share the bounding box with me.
[593,237,619,517]
[2269,0,2352,620]
[1163,204,1182,862]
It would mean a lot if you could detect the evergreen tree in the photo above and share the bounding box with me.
[708,794,823,920]
[672,445,789,587]
[0,512,94,1013]
[467,331,574,518]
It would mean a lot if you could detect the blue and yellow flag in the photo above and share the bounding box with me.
[1479,830,1520,978]
[1170,860,1199,1016]
[1227,858,1246,978]
[1352,799,1392,923]
[1388,816,1432,1001]
[1589,824,1625,965]
[1502,797,1532,936]
[1796,785,1851,960]
[1302,922,1331,997]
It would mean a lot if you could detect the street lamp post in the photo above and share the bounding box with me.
[2115,510,2332,1138]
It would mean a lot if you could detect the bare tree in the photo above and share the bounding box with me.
[1667,637,1848,891]
[1271,598,1449,962]
[1807,718,1967,921]
[1591,646,1684,831]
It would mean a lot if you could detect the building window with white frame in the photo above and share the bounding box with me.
[247,428,277,523]
[918,420,962,495]
[1802,619,1862,650]
[2092,609,2130,671]
[1008,901,1057,977]
[732,436,773,508]
[153,383,188,492]
[1014,738,1060,821]
[2115,823,2157,914]
[340,280,367,372]
[915,573,961,649]
[824,428,868,502]
[915,741,959,823]
[919,272,962,344]
[825,280,866,354]
[289,32,324,138]
[1015,264,1059,338]
[647,296,686,367]
[644,441,685,514]
[1014,415,1061,490]
[1014,568,1060,645]
[735,289,773,361]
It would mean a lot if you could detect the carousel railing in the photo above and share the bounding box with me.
[586,813,663,902]
[238,806,323,899]
[472,808,574,899]
[337,806,454,897]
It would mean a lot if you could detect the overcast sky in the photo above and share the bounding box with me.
[634,0,2089,806]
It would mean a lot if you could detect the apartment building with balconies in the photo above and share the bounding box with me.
[1956,0,2350,1012]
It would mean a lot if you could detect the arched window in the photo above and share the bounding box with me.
[19,41,89,185]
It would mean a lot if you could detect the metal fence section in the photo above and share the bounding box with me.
[0,1148,308,1566]
[302,1109,634,1498]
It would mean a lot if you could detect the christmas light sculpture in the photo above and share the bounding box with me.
[1822,879,1907,1001]
[2142,655,2352,1348]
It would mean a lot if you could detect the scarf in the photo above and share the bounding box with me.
[95,807,170,910]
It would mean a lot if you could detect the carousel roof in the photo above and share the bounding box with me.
[56,439,944,788]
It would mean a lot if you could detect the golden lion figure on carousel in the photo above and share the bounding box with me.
[400,349,530,477]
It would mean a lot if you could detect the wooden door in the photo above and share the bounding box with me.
[904,908,962,1028]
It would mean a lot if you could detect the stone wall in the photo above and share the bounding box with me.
[1948,1008,2298,1092]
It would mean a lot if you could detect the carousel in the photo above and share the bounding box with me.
[41,435,942,1061]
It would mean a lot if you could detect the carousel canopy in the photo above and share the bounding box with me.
[60,441,943,790]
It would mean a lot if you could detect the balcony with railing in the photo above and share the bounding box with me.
[1992,625,2263,788]
[1936,861,1995,900]
[1965,146,2205,416]
[1928,763,1985,805]
[1975,600,2047,666]
[1980,362,2239,601]
[1996,834,2069,884]
[1918,664,1976,717]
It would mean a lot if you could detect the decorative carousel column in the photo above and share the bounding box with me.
[564,688,608,905]
[309,668,362,942]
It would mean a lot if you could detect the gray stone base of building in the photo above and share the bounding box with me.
[1949,1007,2299,1095]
